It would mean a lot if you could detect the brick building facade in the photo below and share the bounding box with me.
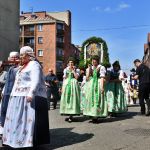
[20,10,79,78]
[143,33,150,68]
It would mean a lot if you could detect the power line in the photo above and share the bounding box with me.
[72,24,150,32]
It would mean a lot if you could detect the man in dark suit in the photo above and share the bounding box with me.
[133,59,150,116]
[45,69,60,110]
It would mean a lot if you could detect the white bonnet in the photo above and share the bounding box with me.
[20,46,35,57]
[0,61,3,67]
[9,51,19,58]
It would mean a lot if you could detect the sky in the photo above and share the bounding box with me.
[20,0,150,73]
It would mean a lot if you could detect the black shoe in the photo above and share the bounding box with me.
[65,118,69,121]
[109,113,117,117]
[92,118,98,123]
[140,112,145,116]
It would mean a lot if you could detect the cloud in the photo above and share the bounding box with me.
[92,2,130,13]
[117,2,130,11]
[104,7,111,12]
[92,6,101,12]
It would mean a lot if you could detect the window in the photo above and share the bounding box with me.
[29,38,34,44]
[56,61,63,71]
[20,27,22,32]
[29,25,34,31]
[38,50,43,56]
[57,48,64,56]
[38,37,43,44]
[38,24,43,31]
[57,37,64,43]
[57,23,64,30]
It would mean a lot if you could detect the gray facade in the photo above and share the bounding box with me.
[0,0,19,61]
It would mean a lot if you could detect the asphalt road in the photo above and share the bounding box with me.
[1,104,150,150]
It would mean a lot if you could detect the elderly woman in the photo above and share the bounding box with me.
[0,62,7,99]
[1,52,20,131]
[2,46,50,148]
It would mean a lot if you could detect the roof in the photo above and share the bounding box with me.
[47,10,71,25]
[20,12,65,25]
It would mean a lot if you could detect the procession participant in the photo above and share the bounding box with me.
[0,52,20,131]
[78,67,86,83]
[2,46,50,148]
[60,57,80,123]
[132,59,150,116]
[106,61,127,117]
[0,62,7,134]
[82,55,107,123]
[0,62,7,99]
[45,68,60,110]
[80,67,87,111]
[127,68,138,105]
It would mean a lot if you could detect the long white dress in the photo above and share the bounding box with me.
[2,61,49,148]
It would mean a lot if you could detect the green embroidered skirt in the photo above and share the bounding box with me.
[60,78,81,115]
[82,78,108,117]
[106,82,127,113]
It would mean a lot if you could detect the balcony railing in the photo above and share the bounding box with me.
[57,29,64,36]
[56,41,64,48]
[19,30,35,37]
[56,55,64,61]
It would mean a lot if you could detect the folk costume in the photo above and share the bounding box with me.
[82,64,108,118]
[2,46,50,148]
[106,61,127,115]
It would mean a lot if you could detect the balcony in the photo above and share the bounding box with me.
[56,61,63,73]
[23,31,34,37]
[57,29,64,36]
[56,36,64,48]
[56,42,64,48]
[56,55,64,61]
[25,43,34,48]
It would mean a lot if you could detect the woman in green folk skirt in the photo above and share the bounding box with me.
[106,61,127,117]
[60,57,80,123]
[82,56,108,123]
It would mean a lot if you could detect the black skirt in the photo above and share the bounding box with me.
[31,96,50,146]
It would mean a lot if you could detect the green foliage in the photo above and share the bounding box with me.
[79,36,111,68]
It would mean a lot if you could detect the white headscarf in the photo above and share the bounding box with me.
[0,61,3,67]
[20,46,35,57]
[9,51,19,58]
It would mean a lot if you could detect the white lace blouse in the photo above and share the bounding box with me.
[10,61,47,98]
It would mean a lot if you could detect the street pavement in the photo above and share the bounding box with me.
[1,104,150,150]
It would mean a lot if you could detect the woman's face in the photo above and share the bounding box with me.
[20,53,30,65]
[113,65,119,71]
[69,61,74,67]
[92,59,98,66]
[9,56,20,62]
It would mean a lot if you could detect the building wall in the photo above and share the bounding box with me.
[19,11,78,77]
[63,24,71,66]
[0,0,19,61]
[143,33,150,68]
[36,23,57,74]
[48,11,71,26]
